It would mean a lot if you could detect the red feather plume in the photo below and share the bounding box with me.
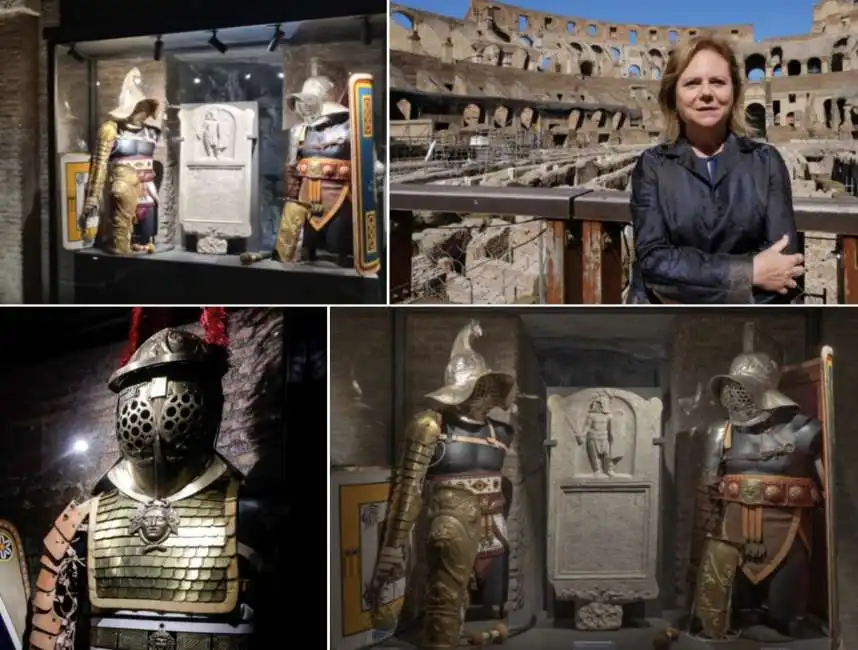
[200,307,229,348]
[119,307,145,366]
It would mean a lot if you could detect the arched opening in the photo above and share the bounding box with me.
[772,64,782,77]
[587,24,598,36]
[832,52,845,72]
[770,46,783,65]
[745,53,766,81]
[520,35,533,48]
[539,55,552,71]
[628,64,641,78]
[391,11,414,30]
[668,30,678,43]
[629,29,637,45]
[785,111,796,127]
[836,98,847,127]
[824,98,833,128]
[807,57,822,74]
[567,21,576,33]
[580,61,594,76]
[652,67,662,79]
[591,45,603,56]
[787,60,802,76]
[745,102,766,137]
[610,47,621,60]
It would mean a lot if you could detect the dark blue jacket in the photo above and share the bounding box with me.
[627,134,798,304]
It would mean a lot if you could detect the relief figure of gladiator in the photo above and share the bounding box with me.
[368,320,516,649]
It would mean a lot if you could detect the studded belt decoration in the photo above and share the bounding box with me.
[91,626,250,650]
[110,157,154,171]
[717,474,820,508]
[429,472,502,496]
[297,157,351,181]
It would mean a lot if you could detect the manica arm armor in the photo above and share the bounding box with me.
[696,422,728,534]
[380,410,441,550]
[84,120,118,205]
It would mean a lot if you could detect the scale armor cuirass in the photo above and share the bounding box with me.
[29,328,266,650]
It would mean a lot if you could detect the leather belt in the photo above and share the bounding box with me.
[718,473,820,508]
[438,432,508,452]
[91,627,250,650]
[110,157,154,171]
[429,472,502,496]
[297,157,351,181]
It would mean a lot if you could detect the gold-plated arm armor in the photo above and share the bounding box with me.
[84,121,118,206]
[380,410,442,551]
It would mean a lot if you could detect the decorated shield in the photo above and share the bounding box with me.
[348,73,380,277]
[779,346,839,649]
[0,521,29,650]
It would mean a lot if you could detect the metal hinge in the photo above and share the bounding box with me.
[544,439,558,449]
[652,437,668,446]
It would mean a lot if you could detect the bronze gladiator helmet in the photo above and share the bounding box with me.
[709,348,796,425]
[108,327,229,473]
[425,320,516,413]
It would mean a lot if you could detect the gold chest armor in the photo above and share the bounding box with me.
[87,477,240,615]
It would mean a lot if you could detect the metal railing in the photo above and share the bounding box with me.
[389,185,858,304]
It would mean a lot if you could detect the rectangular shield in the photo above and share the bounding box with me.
[348,73,381,277]
[779,346,839,649]
[0,520,29,650]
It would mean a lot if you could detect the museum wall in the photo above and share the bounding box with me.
[0,308,284,584]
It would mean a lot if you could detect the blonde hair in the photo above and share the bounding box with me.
[658,33,749,142]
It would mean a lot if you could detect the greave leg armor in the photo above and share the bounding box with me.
[422,487,482,650]
[108,168,139,255]
[690,535,743,639]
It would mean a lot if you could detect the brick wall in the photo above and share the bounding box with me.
[0,9,41,304]
[0,307,284,583]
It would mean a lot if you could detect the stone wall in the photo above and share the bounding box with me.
[0,9,42,304]
[0,307,285,584]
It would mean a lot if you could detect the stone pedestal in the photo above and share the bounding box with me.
[178,101,258,253]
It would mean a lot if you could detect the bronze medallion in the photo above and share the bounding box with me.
[129,499,180,552]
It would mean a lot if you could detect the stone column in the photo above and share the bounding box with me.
[0,0,42,304]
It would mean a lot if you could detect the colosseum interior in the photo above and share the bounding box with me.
[389,0,858,303]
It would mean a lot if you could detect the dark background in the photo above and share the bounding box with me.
[0,306,327,639]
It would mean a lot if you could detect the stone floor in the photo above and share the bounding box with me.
[376,620,832,650]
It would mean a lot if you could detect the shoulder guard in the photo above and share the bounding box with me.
[487,417,515,445]
[404,409,442,445]
[700,420,728,487]
[786,413,822,457]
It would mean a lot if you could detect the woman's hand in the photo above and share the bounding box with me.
[752,234,805,294]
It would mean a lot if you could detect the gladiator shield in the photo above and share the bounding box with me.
[779,346,839,649]
[0,521,29,650]
[348,73,381,276]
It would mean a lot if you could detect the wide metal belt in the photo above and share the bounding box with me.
[717,473,820,508]
[91,627,250,650]
[438,432,508,452]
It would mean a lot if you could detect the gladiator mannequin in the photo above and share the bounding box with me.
[690,336,824,640]
[81,68,160,255]
[369,320,516,649]
[28,324,264,650]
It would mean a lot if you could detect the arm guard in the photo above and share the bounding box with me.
[379,410,442,551]
[29,500,92,650]
[83,121,118,207]
[688,422,727,589]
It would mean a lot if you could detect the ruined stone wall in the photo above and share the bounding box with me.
[0,308,285,584]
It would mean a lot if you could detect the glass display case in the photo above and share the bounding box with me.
[48,12,386,303]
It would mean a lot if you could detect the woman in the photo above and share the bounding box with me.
[628,34,804,304]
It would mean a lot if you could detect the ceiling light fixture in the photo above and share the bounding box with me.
[209,30,228,54]
[267,24,284,52]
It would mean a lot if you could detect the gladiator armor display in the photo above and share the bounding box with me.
[81,68,161,255]
[369,321,516,650]
[28,328,263,650]
[240,69,381,275]
[690,326,827,640]
[0,521,29,650]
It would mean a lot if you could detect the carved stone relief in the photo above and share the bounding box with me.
[546,386,663,630]
[178,102,258,252]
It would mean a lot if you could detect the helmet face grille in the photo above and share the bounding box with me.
[719,379,760,423]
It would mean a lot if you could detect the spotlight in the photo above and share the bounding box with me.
[67,44,85,63]
[267,24,284,53]
[71,439,89,454]
[361,16,372,46]
[154,35,164,61]
[209,30,228,54]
